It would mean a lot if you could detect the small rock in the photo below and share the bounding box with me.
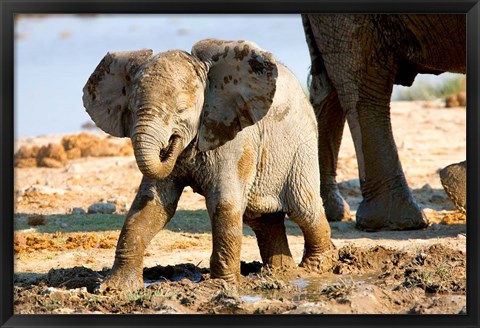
[71,207,86,215]
[338,179,361,196]
[339,179,360,189]
[52,308,75,314]
[420,184,433,193]
[64,163,85,173]
[88,202,116,214]
[330,221,354,232]
[40,287,58,295]
[24,185,65,195]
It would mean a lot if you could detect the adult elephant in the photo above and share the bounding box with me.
[302,14,466,231]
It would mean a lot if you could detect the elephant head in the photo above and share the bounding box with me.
[83,39,278,180]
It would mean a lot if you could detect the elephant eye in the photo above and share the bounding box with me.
[177,107,187,114]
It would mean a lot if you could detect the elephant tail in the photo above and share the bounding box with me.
[302,14,332,106]
[302,14,325,78]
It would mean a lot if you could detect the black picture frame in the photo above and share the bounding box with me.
[1,1,479,327]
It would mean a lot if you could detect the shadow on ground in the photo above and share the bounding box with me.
[15,206,465,241]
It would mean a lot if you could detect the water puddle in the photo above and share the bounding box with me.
[241,295,263,303]
[292,273,379,302]
[239,273,379,303]
[144,279,167,288]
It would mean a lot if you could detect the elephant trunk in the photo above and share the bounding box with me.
[132,117,183,180]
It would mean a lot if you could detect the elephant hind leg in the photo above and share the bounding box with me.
[304,26,351,222]
[288,208,337,273]
[313,83,351,222]
[246,212,296,268]
[286,184,337,273]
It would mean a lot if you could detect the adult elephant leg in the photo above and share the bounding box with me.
[304,15,350,222]
[99,177,183,292]
[246,213,296,268]
[304,14,428,231]
[314,87,351,222]
[343,76,428,231]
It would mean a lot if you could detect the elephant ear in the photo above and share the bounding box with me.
[192,39,278,152]
[82,50,153,137]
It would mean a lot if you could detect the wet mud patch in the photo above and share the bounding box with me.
[13,244,466,314]
[333,244,465,294]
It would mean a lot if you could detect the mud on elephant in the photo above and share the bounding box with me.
[83,39,334,292]
[302,14,466,231]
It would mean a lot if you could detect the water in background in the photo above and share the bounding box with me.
[15,14,460,138]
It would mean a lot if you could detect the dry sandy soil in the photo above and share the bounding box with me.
[13,101,467,315]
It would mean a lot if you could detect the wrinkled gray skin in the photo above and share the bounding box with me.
[302,14,466,231]
[440,160,466,213]
[83,39,333,292]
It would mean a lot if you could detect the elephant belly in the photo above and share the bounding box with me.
[245,193,283,215]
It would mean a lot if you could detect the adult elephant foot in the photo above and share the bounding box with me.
[322,189,351,222]
[355,187,429,231]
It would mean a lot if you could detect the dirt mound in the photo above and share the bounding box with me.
[61,133,133,158]
[15,143,67,168]
[37,143,68,168]
[14,231,119,254]
[14,145,40,168]
[46,266,104,292]
[143,263,209,283]
[445,91,466,108]
[14,133,133,168]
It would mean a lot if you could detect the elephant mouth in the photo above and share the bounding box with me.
[160,135,182,162]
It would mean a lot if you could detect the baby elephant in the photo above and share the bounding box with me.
[83,39,333,291]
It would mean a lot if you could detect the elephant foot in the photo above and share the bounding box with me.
[439,160,466,213]
[322,189,351,222]
[299,243,338,273]
[210,271,241,284]
[355,188,428,231]
[95,267,144,294]
[264,254,296,269]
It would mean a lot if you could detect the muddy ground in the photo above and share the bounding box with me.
[13,101,467,314]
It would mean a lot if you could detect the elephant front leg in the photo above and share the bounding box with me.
[208,201,244,283]
[99,178,181,292]
[247,213,296,268]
